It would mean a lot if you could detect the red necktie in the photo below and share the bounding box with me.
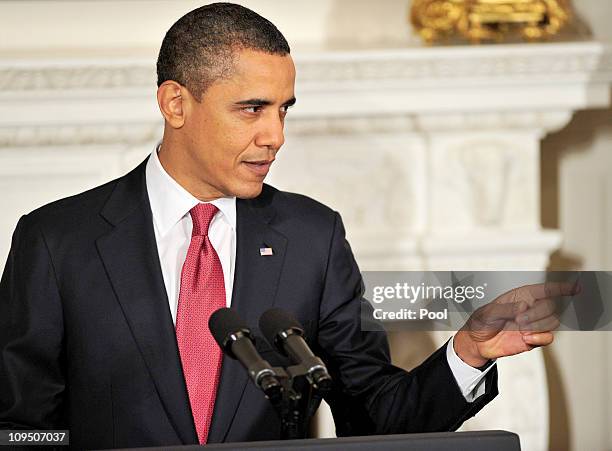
[176,203,225,444]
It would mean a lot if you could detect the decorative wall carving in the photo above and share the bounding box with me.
[429,135,538,231]
[0,123,161,147]
[0,63,154,91]
[415,111,574,133]
[296,43,606,82]
[285,111,574,135]
[1,42,609,92]
[458,143,515,227]
[269,134,421,232]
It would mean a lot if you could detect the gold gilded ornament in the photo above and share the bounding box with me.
[410,0,572,44]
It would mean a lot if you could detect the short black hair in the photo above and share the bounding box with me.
[157,2,290,101]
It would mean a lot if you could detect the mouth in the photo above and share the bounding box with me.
[242,159,274,177]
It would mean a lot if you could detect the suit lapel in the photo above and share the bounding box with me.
[207,189,288,443]
[95,160,198,444]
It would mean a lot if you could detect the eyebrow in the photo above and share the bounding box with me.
[234,97,297,107]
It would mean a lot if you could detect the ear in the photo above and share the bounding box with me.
[157,81,186,128]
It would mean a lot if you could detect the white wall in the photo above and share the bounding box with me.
[0,0,419,57]
[1,0,609,57]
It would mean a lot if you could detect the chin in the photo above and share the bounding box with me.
[234,182,264,199]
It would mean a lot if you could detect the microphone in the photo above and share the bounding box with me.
[259,308,332,392]
[209,308,282,402]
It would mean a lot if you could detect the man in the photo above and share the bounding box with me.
[0,3,574,449]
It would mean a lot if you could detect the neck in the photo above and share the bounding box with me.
[157,139,225,202]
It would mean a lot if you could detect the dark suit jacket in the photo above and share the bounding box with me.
[0,159,497,449]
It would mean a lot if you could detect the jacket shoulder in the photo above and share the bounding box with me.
[24,159,147,227]
[20,161,143,235]
[30,180,116,219]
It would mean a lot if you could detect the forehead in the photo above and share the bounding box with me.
[212,49,296,99]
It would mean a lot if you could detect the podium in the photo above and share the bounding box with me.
[113,430,520,451]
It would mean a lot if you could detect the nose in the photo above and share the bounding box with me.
[255,112,285,151]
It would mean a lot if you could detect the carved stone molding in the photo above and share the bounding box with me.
[296,42,610,82]
[0,111,576,148]
[0,61,154,91]
[284,110,575,135]
[2,43,608,93]
[286,115,418,135]
[1,42,609,138]
[415,111,574,134]
[0,123,162,148]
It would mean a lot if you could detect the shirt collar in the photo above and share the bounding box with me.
[145,143,237,238]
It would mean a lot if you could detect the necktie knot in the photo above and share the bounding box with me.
[190,203,219,237]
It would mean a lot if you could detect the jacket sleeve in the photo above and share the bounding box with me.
[314,212,498,436]
[0,215,66,429]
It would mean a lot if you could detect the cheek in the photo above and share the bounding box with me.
[188,113,255,168]
[222,128,257,161]
[203,133,250,174]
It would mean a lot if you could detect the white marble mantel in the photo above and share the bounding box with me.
[2,42,610,140]
[1,41,611,451]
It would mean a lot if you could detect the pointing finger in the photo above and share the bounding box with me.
[519,315,560,334]
[523,281,580,300]
[516,298,557,325]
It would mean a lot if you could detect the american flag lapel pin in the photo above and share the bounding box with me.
[259,246,273,256]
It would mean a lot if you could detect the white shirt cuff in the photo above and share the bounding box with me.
[446,335,496,402]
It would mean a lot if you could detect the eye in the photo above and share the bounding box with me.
[280,104,293,114]
[242,106,262,114]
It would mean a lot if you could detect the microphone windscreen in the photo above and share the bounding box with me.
[209,307,249,347]
[259,308,304,346]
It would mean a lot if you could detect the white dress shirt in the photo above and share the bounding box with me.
[146,147,236,324]
[145,147,494,403]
